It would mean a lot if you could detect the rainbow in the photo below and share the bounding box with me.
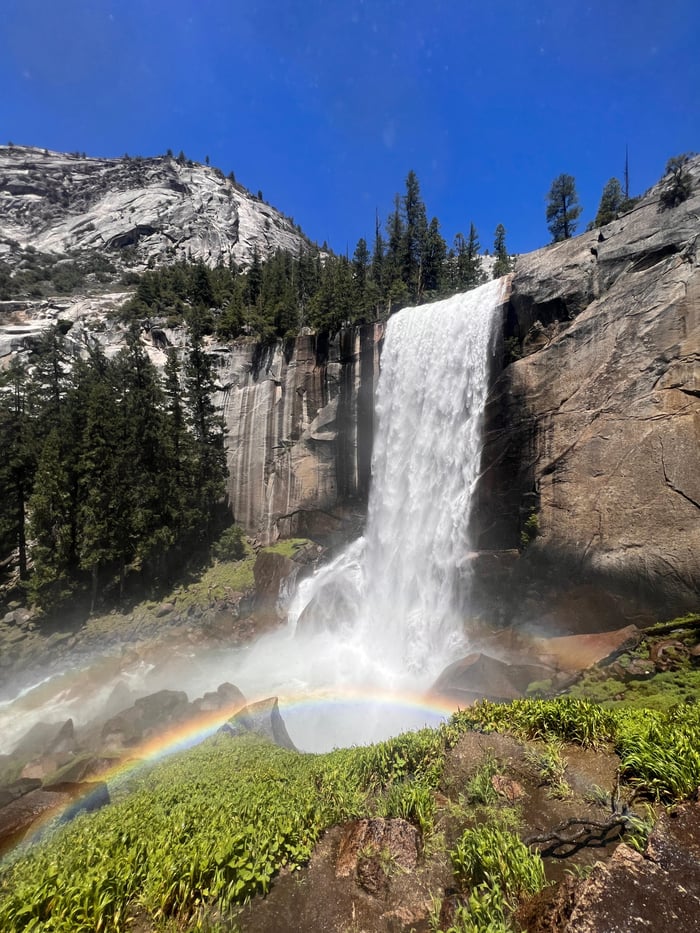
[14,687,462,854]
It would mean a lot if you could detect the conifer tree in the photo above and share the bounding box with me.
[546,174,582,241]
[591,177,624,227]
[492,224,513,278]
[401,170,428,300]
[0,360,35,579]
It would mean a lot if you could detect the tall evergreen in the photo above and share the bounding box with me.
[546,174,582,242]
[401,170,428,300]
[591,177,624,227]
[0,360,35,579]
[492,224,513,278]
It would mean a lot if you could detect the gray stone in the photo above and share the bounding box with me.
[219,697,296,750]
[472,155,700,631]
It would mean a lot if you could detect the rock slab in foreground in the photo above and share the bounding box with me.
[564,802,700,931]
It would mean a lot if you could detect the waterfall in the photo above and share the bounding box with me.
[0,280,504,757]
[286,278,505,689]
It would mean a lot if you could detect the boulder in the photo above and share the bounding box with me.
[101,689,190,747]
[11,719,75,759]
[433,652,555,702]
[0,787,72,855]
[0,778,41,809]
[218,697,296,751]
[531,624,640,672]
[563,802,700,932]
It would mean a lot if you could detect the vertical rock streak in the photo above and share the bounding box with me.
[290,279,504,683]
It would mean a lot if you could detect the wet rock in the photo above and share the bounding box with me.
[101,689,190,747]
[11,719,76,758]
[336,818,420,897]
[433,652,555,702]
[218,697,296,751]
[253,550,298,620]
[531,625,640,672]
[0,778,42,809]
[0,787,72,855]
[563,802,700,931]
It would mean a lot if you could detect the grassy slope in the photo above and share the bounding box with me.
[1,694,699,933]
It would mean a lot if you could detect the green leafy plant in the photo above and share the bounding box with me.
[525,738,571,799]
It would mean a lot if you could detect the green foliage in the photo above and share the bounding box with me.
[591,177,625,227]
[211,526,247,562]
[463,752,500,806]
[524,738,571,799]
[1,324,226,609]
[447,697,700,802]
[546,173,582,241]
[659,152,695,209]
[614,705,700,801]
[378,778,436,835]
[450,825,546,913]
[0,737,360,931]
[519,510,538,549]
[492,224,512,278]
[436,890,513,933]
[352,727,445,790]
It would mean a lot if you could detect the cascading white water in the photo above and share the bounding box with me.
[0,280,504,756]
[284,278,505,690]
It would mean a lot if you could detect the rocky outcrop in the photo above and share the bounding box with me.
[561,803,700,932]
[218,325,383,542]
[0,145,309,270]
[219,697,297,750]
[471,157,700,631]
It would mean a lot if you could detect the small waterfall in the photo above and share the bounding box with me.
[286,278,505,692]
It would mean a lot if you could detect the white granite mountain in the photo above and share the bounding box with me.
[0,145,310,270]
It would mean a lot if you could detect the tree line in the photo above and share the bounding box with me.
[0,320,226,610]
[120,170,513,340]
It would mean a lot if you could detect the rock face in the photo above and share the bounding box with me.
[0,145,309,270]
[562,803,700,932]
[471,157,700,630]
[218,325,383,542]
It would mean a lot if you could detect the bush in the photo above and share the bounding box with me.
[211,525,246,562]
[659,153,695,209]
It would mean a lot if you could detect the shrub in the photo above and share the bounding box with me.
[211,525,246,562]
[659,153,695,209]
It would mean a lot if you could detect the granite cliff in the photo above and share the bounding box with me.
[216,326,382,544]
[0,145,309,271]
[0,146,697,632]
[470,155,699,631]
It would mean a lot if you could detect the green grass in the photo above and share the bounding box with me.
[2,693,699,931]
[0,735,365,932]
[165,538,312,610]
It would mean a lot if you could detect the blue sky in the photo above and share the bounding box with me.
[1,0,698,256]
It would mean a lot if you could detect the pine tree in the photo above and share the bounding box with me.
[492,224,513,278]
[422,217,446,295]
[184,327,227,527]
[401,170,428,300]
[591,177,624,227]
[546,174,582,242]
[0,360,35,579]
[659,153,695,209]
[456,223,484,290]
